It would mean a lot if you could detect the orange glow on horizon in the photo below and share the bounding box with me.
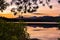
[0,12,15,18]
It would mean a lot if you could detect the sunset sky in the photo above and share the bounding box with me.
[0,0,60,18]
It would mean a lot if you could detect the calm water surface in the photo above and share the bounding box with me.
[27,26,60,40]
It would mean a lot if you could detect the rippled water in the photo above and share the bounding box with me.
[27,26,60,40]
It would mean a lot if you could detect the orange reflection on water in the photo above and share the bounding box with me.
[27,26,60,40]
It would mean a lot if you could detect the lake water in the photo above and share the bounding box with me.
[27,26,60,40]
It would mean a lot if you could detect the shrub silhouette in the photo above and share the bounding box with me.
[0,18,30,40]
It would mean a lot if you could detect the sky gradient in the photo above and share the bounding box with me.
[0,0,60,18]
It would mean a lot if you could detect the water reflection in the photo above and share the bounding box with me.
[27,24,59,28]
[27,25,60,40]
[30,38,40,40]
[30,38,60,40]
